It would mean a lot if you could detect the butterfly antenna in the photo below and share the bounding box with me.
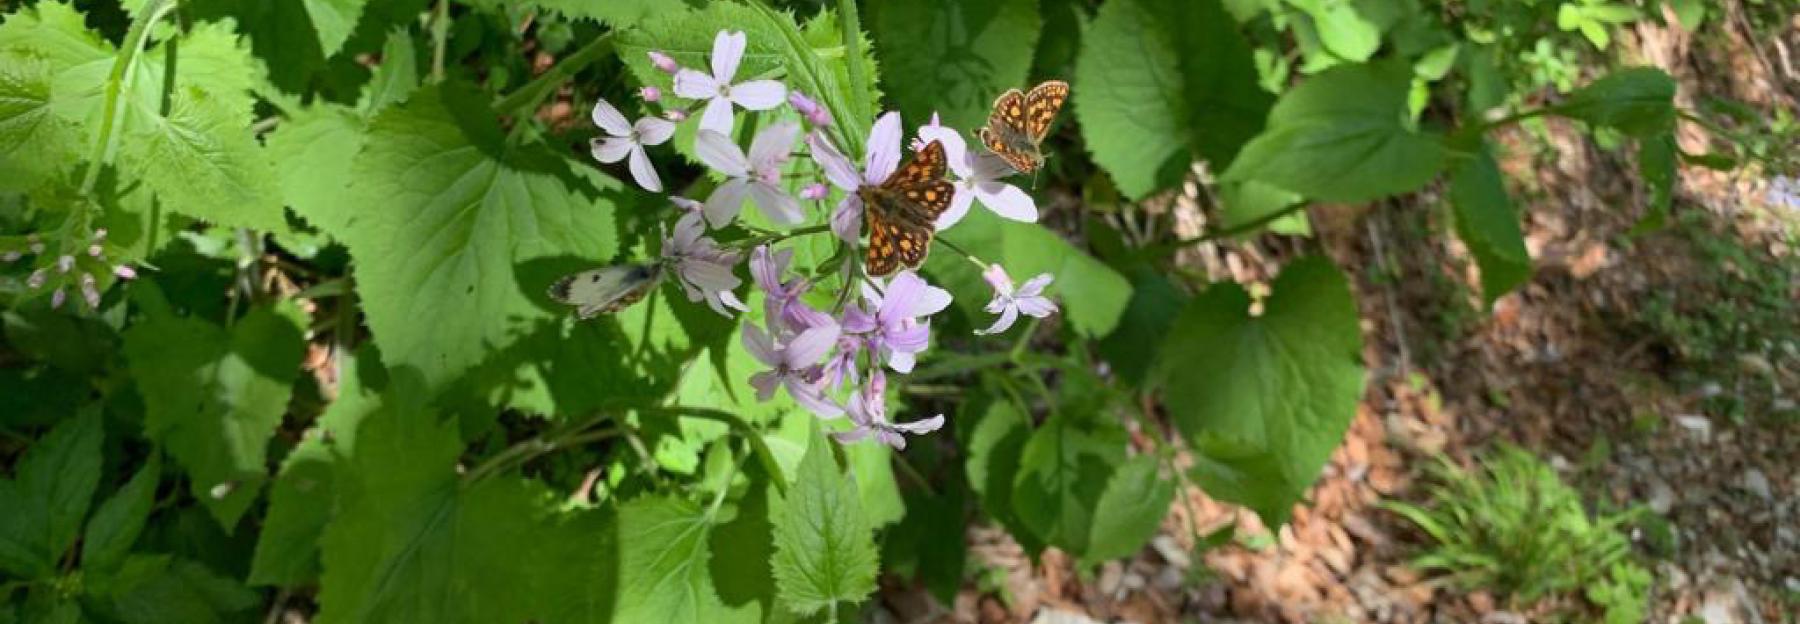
[1032,167,1041,190]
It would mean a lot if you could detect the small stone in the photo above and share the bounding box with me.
[1150,535,1190,569]
[1675,414,1712,442]
[1647,478,1676,514]
[1097,561,1123,595]
[1029,608,1102,624]
[1121,572,1146,591]
[1739,469,1772,501]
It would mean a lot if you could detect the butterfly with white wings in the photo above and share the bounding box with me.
[547,263,665,319]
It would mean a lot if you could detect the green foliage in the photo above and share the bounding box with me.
[0,410,101,578]
[1384,446,1650,616]
[871,0,1041,132]
[1449,142,1530,305]
[770,430,879,615]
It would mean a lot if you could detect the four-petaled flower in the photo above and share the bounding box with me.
[749,245,823,334]
[663,212,747,316]
[832,371,944,450]
[590,98,675,192]
[975,264,1056,335]
[743,321,843,418]
[809,112,903,243]
[696,120,804,227]
[916,113,1037,229]
[843,270,950,373]
[674,30,787,136]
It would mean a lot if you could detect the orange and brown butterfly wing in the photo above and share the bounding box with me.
[1023,80,1069,142]
[864,204,902,277]
[883,140,947,187]
[864,142,955,275]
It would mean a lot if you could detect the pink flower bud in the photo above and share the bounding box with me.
[80,274,99,309]
[57,255,73,273]
[788,91,831,127]
[639,86,662,102]
[114,265,137,280]
[800,183,829,200]
[648,51,679,74]
[664,109,688,122]
[50,287,65,309]
[27,269,46,289]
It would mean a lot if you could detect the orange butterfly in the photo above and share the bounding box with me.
[859,141,953,276]
[978,80,1069,175]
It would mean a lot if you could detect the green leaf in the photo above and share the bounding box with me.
[0,1,114,72]
[614,496,743,623]
[1219,179,1308,234]
[357,29,417,116]
[119,87,286,233]
[871,0,1042,132]
[123,293,307,530]
[1083,454,1175,564]
[0,410,102,579]
[614,2,795,121]
[1668,0,1705,30]
[1010,411,1128,555]
[1449,144,1531,306]
[1096,269,1191,387]
[1287,0,1381,62]
[503,0,674,28]
[81,457,162,573]
[1156,257,1364,527]
[1631,132,1676,235]
[248,347,383,586]
[85,554,260,624]
[1074,0,1272,199]
[933,208,1131,338]
[770,431,879,615]
[328,83,621,392]
[1224,60,1447,202]
[0,59,83,190]
[266,103,366,232]
[302,0,369,57]
[1555,67,1676,137]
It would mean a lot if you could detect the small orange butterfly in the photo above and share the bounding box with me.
[860,141,953,276]
[978,80,1070,175]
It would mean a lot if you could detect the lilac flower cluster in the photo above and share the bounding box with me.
[584,30,1062,448]
[2,227,137,311]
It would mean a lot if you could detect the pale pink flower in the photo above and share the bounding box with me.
[695,120,803,227]
[590,98,676,192]
[673,30,787,136]
[809,112,904,243]
[648,50,679,74]
[915,113,1037,229]
[974,264,1056,335]
[832,371,944,450]
[842,270,950,373]
[742,321,842,418]
[663,212,746,316]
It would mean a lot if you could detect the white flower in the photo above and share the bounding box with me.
[589,98,675,192]
[695,120,803,227]
[672,30,787,136]
[663,212,747,316]
[974,264,1055,335]
[915,113,1037,229]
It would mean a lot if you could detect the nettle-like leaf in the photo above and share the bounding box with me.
[325,83,621,393]
[1010,409,1128,555]
[0,58,83,190]
[614,496,750,623]
[266,103,366,231]
[871,0,1042,132]
[1074,0,1272,199]
[83,553,260,623]
[300,0,369,57]
[1449,142,1531,306]
[123,290,307,530]
[483,0,670,28]
[1224,60,1448,203]
[1156,256,1364,527]
[120,86,286,233]
[1083,453,1176,565]
[770,430,879,615]
[0,410,102,579]
[1556,67,1676,138]
[930,208,1130,338]
[80,457,162,573]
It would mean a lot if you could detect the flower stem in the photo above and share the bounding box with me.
[79,0,177,197]
[494,32,617,115]
[430,0,450,83]
[1147,201,1310,257]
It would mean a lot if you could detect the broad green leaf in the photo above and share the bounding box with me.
[119,87,286,233]
[1096,269,1190,387]
[266,103,366,231]
[1225,60,1447,202]
[501,0,673,27]
[0,1,114,72]
[123,293,307,530]
[771,431,879,615]
[614,496,743,623]
[871,0,1042,131]
[1631,132,1676,234]
[1286,0,1381,61]
[1449,144,1530,306]
[1219,180,1309,235]
[1083,454,1175,564]
[1555,67,1676,137]
[302,0,369,57]
[1155,256,1364,527]
[1009,411,1127,555]
[357,29,417,116]
[1074,0,1272,198]
[85,554,260,624]
[248,347,383,586]
[933,208,1131,338]
[0,59,83,190]
[0,410,102,579]
[81,458,162,573]
[330,83,621,392]
[614,2,793,118]
[1668,0,1705,30]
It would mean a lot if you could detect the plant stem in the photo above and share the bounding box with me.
[494,32,618,114]
[1008,316,1040,362]
[704,450,745,520]
[430,0,449,83]
[1477,106,1554,134]
[79,0,177,197]
[464,411,617,484]
[1148,201,1310,256]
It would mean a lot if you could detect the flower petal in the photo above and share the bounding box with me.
[832,427,875,444]
[915,121,971,178]
[698,96,736,136]
[841,305,877,334]
[976,182,1038,222]
[886,350,916,373]
[787,380,844,418]
[590,136,634,164]
[635,116,676,146]
[741,323,780,366]
[831,197,863,244]
[711,30,745,83]
[672,68,717,99]
[864,111,902,183]
[590,98,631,136]
[747,120,800,170]
[877,429,908,450]
[670,212,706,252]
[749,370,780,401]
[785,325,841,367]
[890,414,945,435]
[809,132,862,191]
[748,182,803,225]
[626,146,662,192]
[934,187,976,230]
[729,80,787,110]
[1016,273,1054,297]
[694,130,750,177]
[1015,295,1057,318]
[703,179,751,228]
[974,304,1019,336]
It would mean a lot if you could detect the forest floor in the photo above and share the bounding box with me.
[879,7,1800,624]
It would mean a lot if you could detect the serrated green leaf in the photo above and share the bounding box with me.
[357,29,417,115]
[119,87,285,233]
[771,430,878,615]
[85,554,261,624]
[1074,0,1272,199]
[871,0,1041,132]
[1631,132,1676,235]
[1083,454,1174,564]
[302,0,369,57]
[615,495,746,623]
[1155,256,1364,527]
[81,457,162,573]
[1287,0,1381,61]
[1450,144,1530,306]
[499,0,675,27]
[1225,60,1447,202]
[0,58,83,190]
[266,103,365,231]
[0,1,114,72]
[1096,268,1190,387]
[0,410,102,579]
[329,83,622,392]
[963,401,1041,552]
[123,293,307,530]
[615,2,791,119]
[1555,67,1676,137]
[1010,410,1127,555]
